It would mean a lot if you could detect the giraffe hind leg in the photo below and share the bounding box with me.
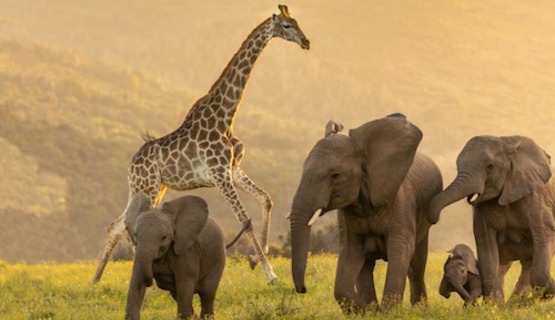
[213,169,277,283]
[232,168,273,255]
[92,213,127,283]
[91,184,163,283]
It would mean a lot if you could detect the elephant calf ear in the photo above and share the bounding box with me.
[499,136,552,206]
[163,196,209,256]
[124,192,152,241]
[349,115,422,207]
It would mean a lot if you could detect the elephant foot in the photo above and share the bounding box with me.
[543,279,555,299]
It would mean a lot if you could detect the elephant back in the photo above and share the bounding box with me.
[406,152,443,220]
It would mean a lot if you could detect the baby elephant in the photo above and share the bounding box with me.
[124,193,226,320]
[439,244,482,306]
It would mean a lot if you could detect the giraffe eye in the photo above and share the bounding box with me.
[282,24,291,29]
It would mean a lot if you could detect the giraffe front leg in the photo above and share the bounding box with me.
[232,168,273,255]
[213,168,278,284]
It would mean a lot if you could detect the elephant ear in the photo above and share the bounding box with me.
[349,114,422,207]
[162,196,209,256]
[124,192,152,243]
[324,119,344,137]
[451,245,480,275]
[454,252,479,275]
[499,136,552,206]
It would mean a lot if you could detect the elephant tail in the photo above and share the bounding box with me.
[225,219,252,249]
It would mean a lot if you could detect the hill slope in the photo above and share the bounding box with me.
[1,0,555,262]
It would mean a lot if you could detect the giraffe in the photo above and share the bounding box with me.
[92,5,310,284]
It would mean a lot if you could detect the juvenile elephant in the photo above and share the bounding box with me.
[290,114,443,313]
[124,193,226,320]
[428,135,555,303]
[439,244,481,306]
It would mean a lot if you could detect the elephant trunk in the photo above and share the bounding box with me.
[126,253,151,320]
[428,172,483,224]
[290,188,324,294]
[451,280,471,302]
[135,245,156,287]
[291,216,311,294]
[451,281,470,303]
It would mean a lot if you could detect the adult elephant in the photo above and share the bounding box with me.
[290,114,443,313]
[428,135,555,303]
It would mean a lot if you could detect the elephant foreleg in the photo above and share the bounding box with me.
[382,232,415,309]
[334,235,366,314]
[474,213,503,303]
[408,234,428,305]
[529,214,555,299]
[466,273,482,306]
[175,256,199,319]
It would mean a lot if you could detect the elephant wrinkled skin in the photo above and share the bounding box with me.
[429,135,555,303]
[289,114,443,313]
[124,193,225,320]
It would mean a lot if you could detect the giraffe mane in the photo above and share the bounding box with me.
[141,130,157,142]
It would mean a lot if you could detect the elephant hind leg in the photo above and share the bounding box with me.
[408,235,428,305]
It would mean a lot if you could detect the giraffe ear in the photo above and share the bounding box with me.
[278,4,290,17]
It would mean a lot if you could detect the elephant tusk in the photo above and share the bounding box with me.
[467,193,480,205]
[285,212,291,220]
[308,208,323,226]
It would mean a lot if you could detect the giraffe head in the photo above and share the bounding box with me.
[271,4,310,50]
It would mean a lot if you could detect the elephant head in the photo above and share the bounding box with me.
[290,114,422,293]
[428,135,551,224]
[125,193,209,287]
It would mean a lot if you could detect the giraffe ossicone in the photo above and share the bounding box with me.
[92,4,310,284]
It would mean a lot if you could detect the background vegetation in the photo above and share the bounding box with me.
[0,0,554,265]
[1,254,555,319]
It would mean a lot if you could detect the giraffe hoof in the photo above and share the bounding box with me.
[248,254,260,270]
[267,275,278,285]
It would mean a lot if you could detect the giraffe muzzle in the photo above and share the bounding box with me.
[301,39,310,50]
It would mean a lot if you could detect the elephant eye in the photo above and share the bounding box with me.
[330,173,341,182]
[486,164,494,171]
[161,235,167,241]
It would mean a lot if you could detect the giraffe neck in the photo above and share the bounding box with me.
[209,17,273,99]
[182,18,273,132]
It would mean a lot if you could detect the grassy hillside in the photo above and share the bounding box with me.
[1,254,554,319]
[1,0,555,262]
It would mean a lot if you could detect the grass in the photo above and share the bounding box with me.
[1,253,555,319]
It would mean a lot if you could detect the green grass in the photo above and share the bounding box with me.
[1,253,555,319]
